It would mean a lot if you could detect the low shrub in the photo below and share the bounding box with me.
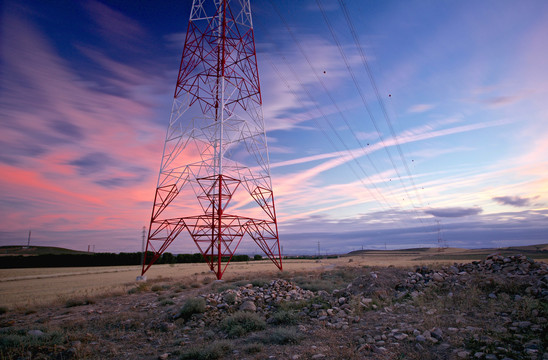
[223,292,237,305]
[65,297,95,308]
[151,284,163,292]
[160,299,175,306]
[252,326,303,345]
[294,278,337,292]
[0,328,65,352]
[278,296,329,312]
[294,268,357,292]
[220,311,266,338]
[269,309,298,325]
[244,342,263,354]
[213,283,237,293]
[250,278,269,287]
[128,282,149,294]
[179,339,232,360]
[176,297,206,320]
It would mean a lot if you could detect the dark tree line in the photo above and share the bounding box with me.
[0,252,252,268]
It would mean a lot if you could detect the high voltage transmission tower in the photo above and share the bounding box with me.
[141,0,282,280]
[436,220,447,252]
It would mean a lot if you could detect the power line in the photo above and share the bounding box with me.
[268,1,404,210]
[266,53,393,210]
[269,0,425,224]
[315,0,405,208]
[338,0,426,210]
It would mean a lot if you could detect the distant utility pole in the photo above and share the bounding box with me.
[436,220,447,252]
[141,226,146,267]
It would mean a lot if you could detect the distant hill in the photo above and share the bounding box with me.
[347,243,548,261]
[0,246,88,256]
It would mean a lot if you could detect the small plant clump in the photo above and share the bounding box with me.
[250,278,269,287]
[220,311,266,338]
[65,297,95,308]
[268,309,298,325]
[151,284,163,292]
[179,339,232,360]
[0,328,66,356]
[243,342,263,354]
[251,326,304,345]
[222,292,237,305]
[160,299,175,306]
[176,297,206,320]
[128,282,149,294]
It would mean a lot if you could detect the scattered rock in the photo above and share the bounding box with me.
[432,273,444,282]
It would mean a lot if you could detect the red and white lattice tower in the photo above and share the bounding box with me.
[141,0,282,280]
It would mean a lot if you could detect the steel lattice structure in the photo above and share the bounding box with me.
[141,0,282,280]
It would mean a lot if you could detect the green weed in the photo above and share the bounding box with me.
[176,297,206,321]
[252,326,303,345]
[0,328,66,354]
[179,339,232,360]
[65,297,95,308]
[243,342,263,354]
[220,311,266,338]
[128,282,149,294]
[269,309,298,325]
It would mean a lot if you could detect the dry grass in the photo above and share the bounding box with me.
[0,259,546,360]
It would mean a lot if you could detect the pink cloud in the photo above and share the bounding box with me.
[0,11,169,236]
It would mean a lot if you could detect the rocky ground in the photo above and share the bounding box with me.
[1,253,547,360]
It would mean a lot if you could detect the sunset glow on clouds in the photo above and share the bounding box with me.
[1,0,547,254]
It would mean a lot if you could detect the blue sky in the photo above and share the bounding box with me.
[1,0,547,255]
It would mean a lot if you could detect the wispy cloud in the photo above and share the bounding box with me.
[492,195,539,207]
[480,95,521,107]
[424,207,483,218]
[0,9,165,235]
[84,0,147,49]
[408,104,435,113]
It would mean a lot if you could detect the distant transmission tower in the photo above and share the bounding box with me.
[436,220,447,252]
[141,0,282,280]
